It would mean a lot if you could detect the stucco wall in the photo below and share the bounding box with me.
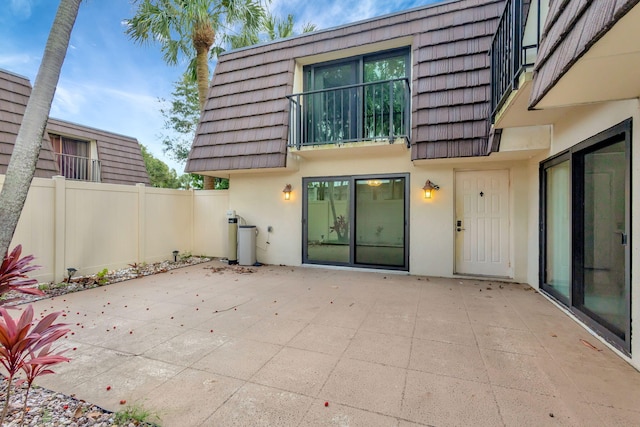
[227,145,532,282]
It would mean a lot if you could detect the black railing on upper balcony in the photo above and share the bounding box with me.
[490,0,543,120]
[287,78,411,149]
[54,153,101,182]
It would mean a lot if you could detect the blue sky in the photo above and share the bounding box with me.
[0,0,438,173]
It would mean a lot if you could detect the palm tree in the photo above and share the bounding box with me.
[228,12,317,49]
[0,0,82,259]
[125,0,266,112]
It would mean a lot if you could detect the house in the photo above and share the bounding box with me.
[0,68,150,185]
[185,0,640,369]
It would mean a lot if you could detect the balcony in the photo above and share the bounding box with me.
[490,0,547,126]
[287,78,411,151]
[54,152,101,182]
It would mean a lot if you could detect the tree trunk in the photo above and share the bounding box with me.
[203,175,215,190]
[193,21,214,112]
[0,0,81,259]
[193,23,214,189]
[195,45,210,112]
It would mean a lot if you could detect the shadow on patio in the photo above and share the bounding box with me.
[32,261,640,426]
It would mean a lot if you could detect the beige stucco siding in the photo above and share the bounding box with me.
[225,150,532,282]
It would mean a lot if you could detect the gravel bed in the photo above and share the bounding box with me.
[1,257,214,426]
[0,380,125,426]
[9,257,213,305]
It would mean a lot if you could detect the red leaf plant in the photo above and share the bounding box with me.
[0,245,45,305]
[17,346,70,426]
[0,305,70,425]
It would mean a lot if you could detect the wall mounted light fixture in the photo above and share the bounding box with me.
[422,180,440,199]
[283,184,292,200]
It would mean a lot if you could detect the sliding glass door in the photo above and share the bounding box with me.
[303,174,408,270]
[540,119,631,353]
[574,139,628,341]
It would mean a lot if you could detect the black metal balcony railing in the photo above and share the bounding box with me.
[490,0,543,120]
[287,78,411,149]
[54,153,101,182]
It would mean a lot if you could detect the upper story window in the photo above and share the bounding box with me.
[49,133,101,182]
[288,47,411,148]
[50,134,89,158]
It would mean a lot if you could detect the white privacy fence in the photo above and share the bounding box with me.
[1,175,229,282]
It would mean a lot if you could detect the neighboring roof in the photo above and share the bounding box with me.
[0,68,150,186]
[46,119,150,186]
[0,69,59,178]
[530,0,640,107]
[186,0,505,173]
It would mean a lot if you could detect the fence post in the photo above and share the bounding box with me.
[53,175,66,283]
[136,183,146,264]
[190,188,195,255]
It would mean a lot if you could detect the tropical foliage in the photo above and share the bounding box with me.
[140,144,193,189]
[159,75,200,165]
[0,245,44,303]
[228,12,317,49]
[125,0,267,110]
[0,306,70,425]
[0,247,70,424]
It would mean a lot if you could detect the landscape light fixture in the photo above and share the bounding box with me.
[283,184,292,200]
[422,180,440,199]
[66,267,77,282]
[172,250,179,262]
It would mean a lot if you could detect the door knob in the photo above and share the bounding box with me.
[456,227,465,232]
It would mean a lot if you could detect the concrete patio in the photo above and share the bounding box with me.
[32,261,640,426]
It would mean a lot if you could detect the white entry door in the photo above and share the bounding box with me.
[455,170,510,277]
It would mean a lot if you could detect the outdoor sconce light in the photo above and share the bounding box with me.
[172,250,179,262]
[422,180,440,199]
[66,267,77,282]
[283,184,292,200]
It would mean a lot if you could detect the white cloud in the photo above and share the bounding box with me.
[50,84,87,116]
[0,53,33,69]
[10,0,35,19]
[270,0,391,32]
[270,0,441,32]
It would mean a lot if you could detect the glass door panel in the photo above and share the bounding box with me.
[354,178,405,267]
[308,62,357,143]
[305,179,350,264]
[543,160,571,302]
[363,53,408,139]
[578,140,627,338]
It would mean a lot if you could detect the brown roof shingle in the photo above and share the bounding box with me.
[0,69,59,178]
[186,0,506,173]
[529,0,640,107]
